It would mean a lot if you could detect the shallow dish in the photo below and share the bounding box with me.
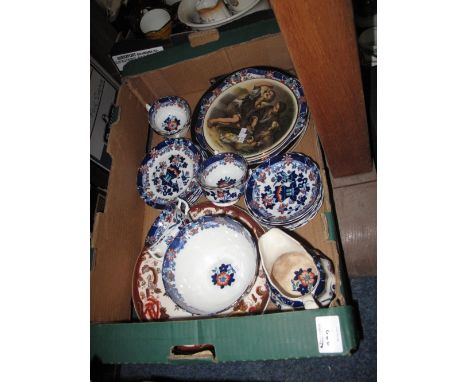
[245,152,323,226]
[162,215,258,315]
[137,138,203,209]
[177,0,261,30]
[193,67,309,165]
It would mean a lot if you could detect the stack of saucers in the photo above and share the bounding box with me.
[244,152,323,230]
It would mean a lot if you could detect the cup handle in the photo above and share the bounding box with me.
[176,198,190,217]
[145,103,151,112]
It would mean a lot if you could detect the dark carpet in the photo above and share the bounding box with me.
[95,276,376,382]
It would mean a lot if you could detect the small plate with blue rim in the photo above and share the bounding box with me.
[136,138,204,209]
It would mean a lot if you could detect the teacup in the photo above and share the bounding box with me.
[258,228,326,309]
[197,152,248,207]
[224,0,255,14]
[196,0,231,23]
[145,96,191,137]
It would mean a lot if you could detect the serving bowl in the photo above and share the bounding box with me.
[162,215,258,315]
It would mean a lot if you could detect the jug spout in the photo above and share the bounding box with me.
[145,103,151,112]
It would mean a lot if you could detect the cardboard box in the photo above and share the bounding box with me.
[90,30,359,364]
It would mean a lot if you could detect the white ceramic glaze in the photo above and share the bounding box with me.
[140,9,171,34]
[178,0,262,30]
[146,96,191,137]
[162,215,258,315]
[195,0,231,23]
[258,228,323,309]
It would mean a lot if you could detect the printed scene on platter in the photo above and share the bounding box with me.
[204,80,297,157]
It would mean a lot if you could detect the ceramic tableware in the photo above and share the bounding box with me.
[245,152,323,229]
[132,202,272,321]
[224,0,257,13]
[258,228,325,309]
[162,215,258,315]
[140,8,172,40]
[178,0,262,31]
[193,67,309,165]
[137,138,203,209]
[195,0,231,23]
[270,253,336,309]
[146,96,191,137]
[197,152,248,206]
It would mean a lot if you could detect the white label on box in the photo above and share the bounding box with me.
[316,315,343,353]
[112,46,164,71]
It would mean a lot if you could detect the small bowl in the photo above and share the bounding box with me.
[197,152,248,206]
[146,96,191,137]
[140,9,172,40]
[162,215,259,315]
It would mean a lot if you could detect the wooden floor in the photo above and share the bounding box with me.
[330,166,377,277]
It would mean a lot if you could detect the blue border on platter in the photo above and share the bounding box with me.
[136,138,203,209]
[192,67,309,164]
[244,152,323,225]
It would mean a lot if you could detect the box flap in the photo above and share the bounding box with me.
[91,306,359,364]
[91,84,149,322]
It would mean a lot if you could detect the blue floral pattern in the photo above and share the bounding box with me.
[291,267,317,295]
[245,152,323,225]
[137,138,204,209]
[198,152,248,205]
[149,96,191,136]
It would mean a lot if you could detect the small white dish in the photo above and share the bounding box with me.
[162,215,258,315]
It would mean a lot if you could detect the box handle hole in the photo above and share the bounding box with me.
[169,344,216,361]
